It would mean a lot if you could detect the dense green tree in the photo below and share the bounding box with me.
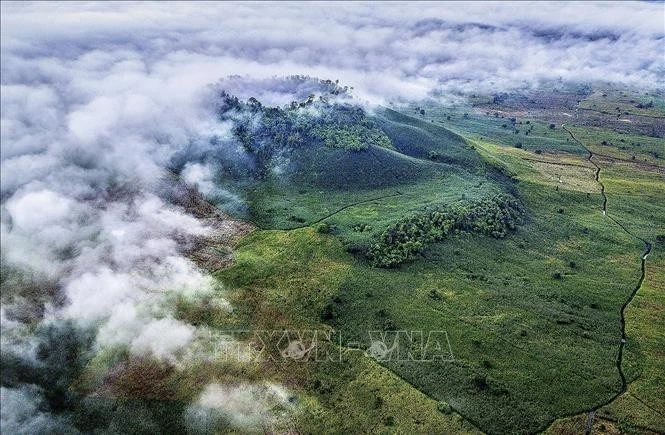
[366,194,523,268]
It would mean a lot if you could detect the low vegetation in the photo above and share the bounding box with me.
[211,86,665,433]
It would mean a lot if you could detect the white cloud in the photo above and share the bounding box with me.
[186,382,294,431]
[0,1,661,430]
[181,163,217,197]
[130,317,196,362]
[6,189,75,232]
[1,2,662,105]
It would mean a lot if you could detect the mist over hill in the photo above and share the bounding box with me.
[1,2,664,433]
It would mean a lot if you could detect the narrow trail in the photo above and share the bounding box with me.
[285,191,403,230]
[562,123,655,431]
[627,392,665,420]
[577,106,665,120]
[591,152,665,171]
[562,125,608,213]
[595,415,665,435]
[521,156,592,169]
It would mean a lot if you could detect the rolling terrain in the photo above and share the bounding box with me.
[3,3,664,434]
[3,83,661,434]
[206,86,665,433]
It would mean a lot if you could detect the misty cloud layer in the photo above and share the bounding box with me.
[1,1,663,432]
[2,2,663,104]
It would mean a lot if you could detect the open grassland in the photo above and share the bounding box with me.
[545,250,665,434]
[578,89,665,120]
[597,248,665,433]
[245,110,507,255]
[216,229,480,434]
[566,125,665,163]
[216,207,642,433]
[211,95,664,433]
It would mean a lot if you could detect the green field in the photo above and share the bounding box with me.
[205,90,665,434]
[22,87,659,434]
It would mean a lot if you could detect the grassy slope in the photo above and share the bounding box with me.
[213,99,663,434]
[596,247,665,433]
[246,109,504,252]
[560,125,665,433]
[217,229,480,434]
[578,88,665,119]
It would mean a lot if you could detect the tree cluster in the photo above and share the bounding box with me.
[216,89,392,177]
[366,194,523,268]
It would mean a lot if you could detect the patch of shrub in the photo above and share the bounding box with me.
[428,289,443,300]
[218,86,394,177]
[366,194,523,268]
[316,222,334,234]
[437,401,453,414]
[382,318,398,331]
[352,223,373,232]
[345,241,369,255]
[472,375,489,391]
[289,215,306,223]
[320,303,336,321]
[427,150,452,163]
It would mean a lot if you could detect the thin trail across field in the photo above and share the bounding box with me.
[577,106,665,120]
[521,156,592,169]
[562,123,654,427]
[590,151,665,170]
[562,126,607,213]
[285,191,404,230]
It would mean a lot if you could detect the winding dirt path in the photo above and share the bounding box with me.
[521,156,592,169]
[562,125,607,213]
[285,191,403,230]
[562,123,655,431]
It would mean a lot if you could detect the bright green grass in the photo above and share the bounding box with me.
[294,350,482,434]
[404,102,584,155]
[579,88,665,119]
[597,248,665,433]
[566,124,665,163]
[213,99,664,434]
[247,168,497,233]
[216,228,479,433]
[216,179,644,434]
[245,111,511,248]
[564,124,665,241]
